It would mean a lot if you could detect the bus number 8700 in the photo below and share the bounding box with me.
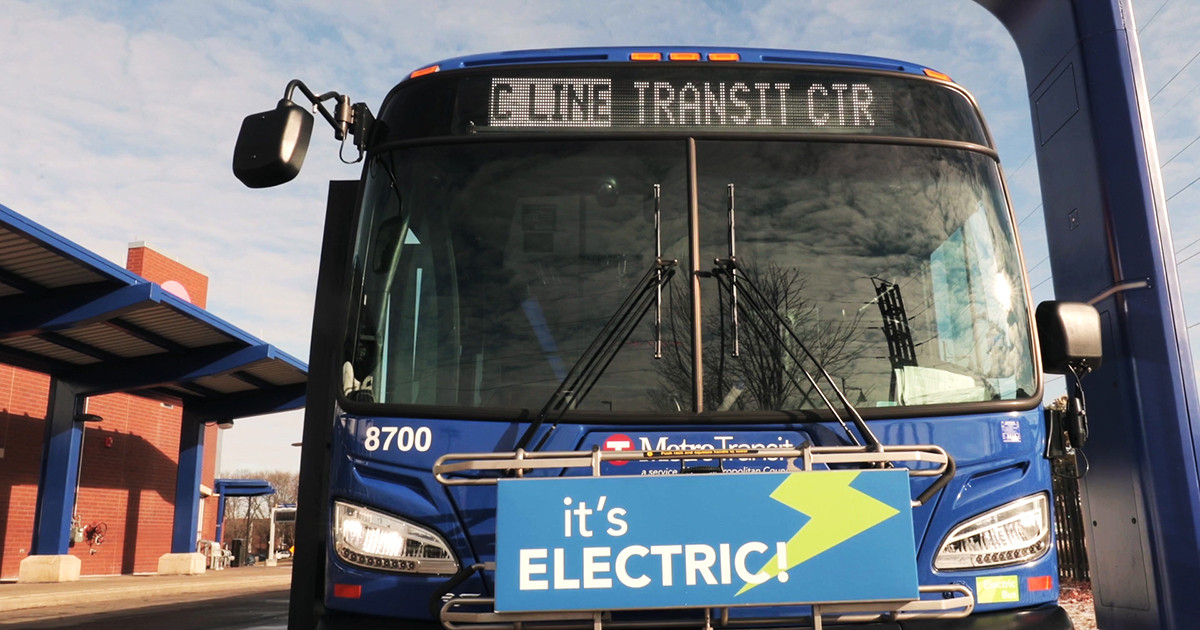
[363,426,432,452]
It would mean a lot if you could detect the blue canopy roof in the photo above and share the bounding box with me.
[0,202,307,421]
[214,478,277,497]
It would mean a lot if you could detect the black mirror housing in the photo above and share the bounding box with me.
[1036,301,1102,374]
[233,100,314,188]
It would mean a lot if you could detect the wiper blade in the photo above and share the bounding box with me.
[711,259,886,452]
[513,259,677,451]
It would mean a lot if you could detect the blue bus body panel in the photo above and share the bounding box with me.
[404,46,934,81]
[325,409,1057,620]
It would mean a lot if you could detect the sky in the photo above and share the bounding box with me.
[0,0,1196,472]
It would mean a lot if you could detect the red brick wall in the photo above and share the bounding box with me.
[70,394,184,575]
[126,245,209,309]
[0,379,199,579]
[0,245,220,578]
[0,365,52,580]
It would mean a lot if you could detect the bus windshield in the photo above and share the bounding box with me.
[347,138,1035,416]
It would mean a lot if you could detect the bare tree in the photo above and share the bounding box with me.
[652,264,865,412]
[221,469,299,554]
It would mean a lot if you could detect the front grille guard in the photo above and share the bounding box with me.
[434,443,956,507]
[430,444,968,630]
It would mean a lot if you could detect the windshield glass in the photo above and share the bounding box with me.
[690,141,1033,412]
[348,140,1035,415]
[349,140,691,413]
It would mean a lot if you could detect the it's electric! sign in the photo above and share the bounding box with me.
[494,470,918,612]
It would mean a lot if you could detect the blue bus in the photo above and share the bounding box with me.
[233,46,1102,630]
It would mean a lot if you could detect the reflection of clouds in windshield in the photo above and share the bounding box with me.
[696,142,1033,408]
[353,140,1034,414]
[358,141,690,412]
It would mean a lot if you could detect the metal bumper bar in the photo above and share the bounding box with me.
[439,584,975,630]
[433,443,955,507]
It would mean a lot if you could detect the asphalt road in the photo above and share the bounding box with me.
[2,588,290,629]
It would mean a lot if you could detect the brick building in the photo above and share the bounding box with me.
[1,243,254,578]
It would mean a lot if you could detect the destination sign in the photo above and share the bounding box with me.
[487,77,896,132]
[378,66,988,145]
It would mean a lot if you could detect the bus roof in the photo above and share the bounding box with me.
[405,46,939,82]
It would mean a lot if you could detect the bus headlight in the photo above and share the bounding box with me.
[934,494,1051,570]
[333,501,459,574]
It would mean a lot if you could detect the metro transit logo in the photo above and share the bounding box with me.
[602,434,634,466]
[494,469,919,612]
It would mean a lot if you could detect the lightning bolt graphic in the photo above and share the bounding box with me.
[736,471,899,595]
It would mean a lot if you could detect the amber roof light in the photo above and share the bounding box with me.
[410,65,440,79]
[708,52,741,62]
[923,68,953,82]
[630,52,663,61]
[668,52,702,61]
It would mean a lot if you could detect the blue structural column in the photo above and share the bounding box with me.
[30,378,83,555]
[170,411,206,554]
[216,494,227,543]
[978,1,1200,628]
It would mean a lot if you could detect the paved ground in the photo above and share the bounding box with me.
[1,565,1098,630]
[0,564,291,629]
[2,589,289,629]
[1060,581,1097,630]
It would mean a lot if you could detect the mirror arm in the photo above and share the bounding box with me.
[282,79,373,151]
[284,80,342,136]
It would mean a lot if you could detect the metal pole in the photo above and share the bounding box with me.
[245,496,252,561]
[654,184,663,359]
[727,183,739,357]
[267,506,278,567]
[687,138,703,412]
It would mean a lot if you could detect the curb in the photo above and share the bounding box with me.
[0,573,291,613]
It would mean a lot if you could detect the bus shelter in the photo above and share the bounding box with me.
[0,202,307,581]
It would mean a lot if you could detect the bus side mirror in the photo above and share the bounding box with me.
[233,100,314,188]
[1036,301,1102,374]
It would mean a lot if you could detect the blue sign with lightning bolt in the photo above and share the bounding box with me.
[494,470,919,612]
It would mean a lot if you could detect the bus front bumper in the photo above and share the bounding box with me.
[317,604,1073,630]
[884,604,1073,629]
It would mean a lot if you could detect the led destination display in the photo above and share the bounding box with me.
[487,77,895,131]
[377,66,989,145]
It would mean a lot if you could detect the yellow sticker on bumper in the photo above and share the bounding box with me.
[976,575,1020,603]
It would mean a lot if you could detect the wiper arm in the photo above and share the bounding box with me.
[513,259,677,451]
[711,260,885,452]
[514,184,678,452]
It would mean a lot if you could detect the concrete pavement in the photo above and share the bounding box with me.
[3,589,290,630]
[0,563,291,618]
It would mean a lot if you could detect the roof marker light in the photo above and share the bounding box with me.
[668,52,702,61]
[410,65,440,79]
[630,52,662,61]
[923,68,953,82]
[708,52,740,62]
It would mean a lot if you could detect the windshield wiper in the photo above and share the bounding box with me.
[514,185,678,452]
[711,261,884,452]
[712,184,883,452]
[513,261,676,451]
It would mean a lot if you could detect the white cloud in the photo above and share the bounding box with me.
[8,0,1196,470]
